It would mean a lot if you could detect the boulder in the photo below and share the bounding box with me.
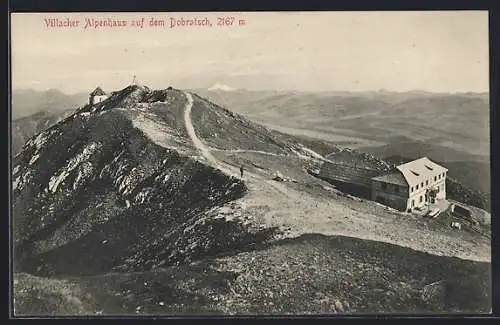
[272,170,284,182]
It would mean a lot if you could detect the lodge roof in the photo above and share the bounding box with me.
[90,87,107,96]
[372,157,447,187]
[396,157,447,186]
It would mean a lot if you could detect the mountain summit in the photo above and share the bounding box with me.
[12,84,327,276]
[12,84,491,315]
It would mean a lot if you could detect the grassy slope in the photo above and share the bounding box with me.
[197,89,490,212]
[199,89,489,157]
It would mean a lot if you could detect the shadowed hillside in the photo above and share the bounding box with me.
[12,85,491,316]
[13,86,273,277]
[14,234,491,315]
[12,110,75,155]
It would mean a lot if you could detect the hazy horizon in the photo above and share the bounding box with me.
[11,11,489,94]
[11,85,490,96]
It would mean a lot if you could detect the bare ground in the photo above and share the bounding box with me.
[182,89,491,263]
[12,89,491,316]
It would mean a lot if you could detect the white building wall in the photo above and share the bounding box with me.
[436,180,446,200]
[408,179,446,209]
[408,190,427,210]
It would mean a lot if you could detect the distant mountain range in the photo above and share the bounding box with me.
[195,87,490,158]
[192,86,491,209]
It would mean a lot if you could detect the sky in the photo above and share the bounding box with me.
[11,11,489,94]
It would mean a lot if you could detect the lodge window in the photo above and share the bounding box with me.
[416,184,419,190]
[421,182,424,187]
[426,180,428,186]
[434,176,437,181]
[438,175,441,179]
[419,195,423,203]
[411,186,414,192]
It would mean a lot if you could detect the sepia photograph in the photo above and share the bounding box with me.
[10,11,491,316]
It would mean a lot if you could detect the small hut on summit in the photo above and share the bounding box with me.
[89,87,108,105]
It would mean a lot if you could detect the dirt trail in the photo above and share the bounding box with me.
[208,147,284,157]
[181,90,490,263]
[183,93,223,170]
[117,91,491,263]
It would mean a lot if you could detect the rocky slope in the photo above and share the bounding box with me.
[12,85,282,277]
[14,234,491,315]
[12,110,75,155]
[12,89,87,119]
[12,84,491,315]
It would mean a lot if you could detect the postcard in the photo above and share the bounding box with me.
[10,11,491,316]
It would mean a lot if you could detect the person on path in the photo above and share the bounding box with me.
[240,165,244,178]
